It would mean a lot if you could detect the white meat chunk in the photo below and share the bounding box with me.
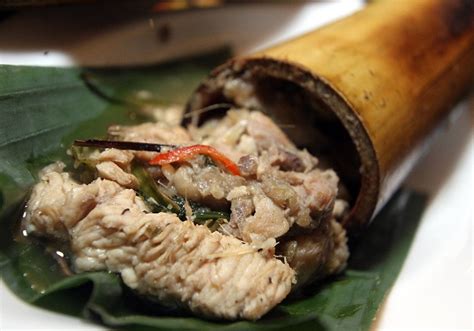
[224,184,292,244]
[279,169,338,223]
[71,148,139,189]
[170,163,245,208]
[96,161,139,189]
[87,148,135,169]
[24,166,295,320]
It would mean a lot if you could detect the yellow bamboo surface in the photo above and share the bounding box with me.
[189,0,474,231]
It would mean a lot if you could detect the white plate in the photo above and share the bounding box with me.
[0,1,472,330]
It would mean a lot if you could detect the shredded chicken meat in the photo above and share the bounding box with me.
[25,164,295,320]
[24,108,350,320]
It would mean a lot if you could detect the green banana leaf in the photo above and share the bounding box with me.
[0,49,426,331]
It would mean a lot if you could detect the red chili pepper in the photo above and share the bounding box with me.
[149,145,241,176]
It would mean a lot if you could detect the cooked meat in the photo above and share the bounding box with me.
[25,108,350,320]
[246,111,293,149]
[260,174,306,226]
[169,162,245,208]
[24,165,295,320]
[273,149,305,172]
[96,161,139,189]
[102,108,346,254]
[190,110,257,162]
[325,219,349,275]
[225,189,254,238]
[277,218,348,289]
[87,148,135,169]
[231,183,291,243]
[222,78,261,110]
[279,169,338,223]
[238,154,258,178]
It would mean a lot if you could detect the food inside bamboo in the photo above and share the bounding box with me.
[23,106,349,320]
[189,0,474,231]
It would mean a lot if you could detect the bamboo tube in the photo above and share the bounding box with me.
[187,0,474,233]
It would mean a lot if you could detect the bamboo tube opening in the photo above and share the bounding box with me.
[188,0,474,234]
[187,57,379,233]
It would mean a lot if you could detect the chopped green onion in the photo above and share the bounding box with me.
[132,165,179,214]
